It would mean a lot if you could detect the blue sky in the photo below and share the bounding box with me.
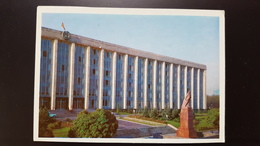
[42,13,220,95]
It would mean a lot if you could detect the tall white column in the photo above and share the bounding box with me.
[161,62,165,109]
[111,52,117,109]
[143,58,148,108]
[191,68,194,109]
[68,43,75,110]
[153,60,157,109]
[84,46,90,110]
[134,56,138,109]
[169,64,173,109]
[98,49,104,109]
[203,70,207,109]
[177,65,181,109]
[50,39,58,110]
[197,69,200,110]
[184,66,187,97]
[123,54,128,109]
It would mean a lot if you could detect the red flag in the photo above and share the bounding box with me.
[61,22,66,30]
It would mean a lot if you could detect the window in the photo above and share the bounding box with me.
[103,100,108,106]
[105,80,109,86]
[92,69,95,75]
[93,59,96,64]
[127,100,131,106]
[106,52,110,57]
[62,65,65,71]
[93,50,96,54]
[78,57,81,62]
[106,71,109,76]
[43,51,47,57]
[78,78,81,84]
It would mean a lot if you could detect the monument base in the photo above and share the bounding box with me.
[176,107,198,138]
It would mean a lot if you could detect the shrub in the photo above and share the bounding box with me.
[69,109,118,138]
[171,109,180,120]
[142,107,149,117]
[116,104,120,113]
[47,121,62,130]
[39,107,54,137]
[149,108,158,119]
[206,109,219,128]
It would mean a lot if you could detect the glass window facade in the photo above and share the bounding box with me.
[147,60,153,109]
[165,63,170,108]
[40,39,52,97]
[156,62,162,109]
[116,54,124,109]
[200,70,204,109]
[193,68,198,109]
[103,51,112,109]
[127,56,134,108]
[89,48,99,109]
[137,58,144,109]
[56,42,69,97]
[180,66,185,105]
[172,65,178,109]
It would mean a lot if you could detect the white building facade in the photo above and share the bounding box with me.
[39,27,207,111]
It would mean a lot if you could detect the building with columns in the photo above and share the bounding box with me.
[39,27,207,111]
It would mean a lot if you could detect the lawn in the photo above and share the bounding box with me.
[52,127,70,137]
[167,120,180,128]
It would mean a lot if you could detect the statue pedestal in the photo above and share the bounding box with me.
[176,107,198,138]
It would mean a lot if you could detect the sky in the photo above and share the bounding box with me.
[42,13,220,95]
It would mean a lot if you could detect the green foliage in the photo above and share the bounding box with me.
[171,109,180,120]
[149,108,158,119]
[142,106,149,117]
[39,107,54,137]
[69,109,118,138]
[127,108,133,114]
[116,104,120,113]
[53,127,70,137]
[47,121,62,131]
[206,108,219,128]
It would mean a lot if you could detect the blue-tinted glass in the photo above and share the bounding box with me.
[40,39,52,97]
[73,45,85,98]
[56,42,69,97]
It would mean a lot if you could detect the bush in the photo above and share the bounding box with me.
[206,109,219,128]
[39,107,54,137]
[171,109,180,120]
[149,108,158,119]
[142,107,149,117]
[69,109,118,138]
[47,121,62,130]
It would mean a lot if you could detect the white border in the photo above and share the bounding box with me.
[34,6,225,143]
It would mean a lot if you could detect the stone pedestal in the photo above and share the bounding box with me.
[176,107,198,138]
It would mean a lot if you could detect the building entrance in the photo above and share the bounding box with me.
[56,98,68,109]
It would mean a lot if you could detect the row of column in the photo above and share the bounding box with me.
[49,39,206,110]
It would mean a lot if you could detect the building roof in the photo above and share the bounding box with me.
[41,27,206,70]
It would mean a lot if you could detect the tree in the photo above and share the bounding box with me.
[171,108,180,120]
[206,108,219,128]
[142,106,149,117]
[149,108,158,119]
[69,109,118,138]
[207,95,219,109]
[39,107,54,137]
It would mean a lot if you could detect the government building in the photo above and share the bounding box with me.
[39,27,207,111]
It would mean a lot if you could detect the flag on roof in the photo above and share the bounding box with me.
[61,22,66,30]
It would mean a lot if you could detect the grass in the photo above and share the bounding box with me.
[52,127,70,137]
[118,112,131,115]
[167,120,180,128]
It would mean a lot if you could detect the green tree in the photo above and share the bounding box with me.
[39,107,54,137]
[149,108,158,119]
[142,106,149,117]
[206,108,219,128]
[69,109,118,138]
[171,108,180,120]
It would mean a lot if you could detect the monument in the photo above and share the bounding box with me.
[176,91,198,138]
